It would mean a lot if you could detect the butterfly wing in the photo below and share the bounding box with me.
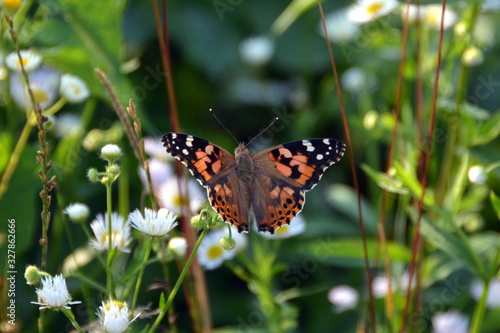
[251,138,346,233]
[161,133,251,232]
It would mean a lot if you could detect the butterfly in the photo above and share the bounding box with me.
[161,133,346,234]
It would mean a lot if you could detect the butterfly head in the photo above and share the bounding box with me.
[234,144,249,157]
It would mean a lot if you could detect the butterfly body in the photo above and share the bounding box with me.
[162,133,346,234]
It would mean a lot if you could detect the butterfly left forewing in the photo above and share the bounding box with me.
[251,138,346,233]
[161,133,251,232]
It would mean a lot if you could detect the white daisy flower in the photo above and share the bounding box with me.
[90,212,132,253]
[10,66,60,110]
[239,36,275,66]
[98,300,136,333]
[432,311,469,333]
[258,215,306,239]
[468,165,487,185]
[5,49,42,72]
[342,67,367,93]
[31,274,81,310]
[470,278,500,308]
[327,285,359,312]
[60,73,90,103]
[63,202,90,223]
[55,113,84,138]
[372,274,396,298]
[319,10,360,43]
[158,177,206,216]
[168,236,188,258]
[138,158,174,192]
[198,230,226,270]
[398,269,416,292]
[422,5,457,30]
[198,228,245,270]
[347,0,399,24]
[128,208,178,238]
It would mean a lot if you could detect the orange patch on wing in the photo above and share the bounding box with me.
[278,148,292,158]
[295,174,311,185]
[274,162,292,176]
[270,186,280,199]
[292,154,308,164]
[195,151,208,159]
[223,184,232,196]
[283,187,294,196]
[212,159,222,173]
[200,170,212,181]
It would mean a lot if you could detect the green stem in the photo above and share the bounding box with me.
[148,228,209,333]
[61,308,85,333]
[131,238,153,315]
[0,121,33,197]
[106,176,114,298]
[470,241,500,333]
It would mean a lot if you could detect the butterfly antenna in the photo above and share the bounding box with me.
[209,109,239,144]
[247,117,279,147]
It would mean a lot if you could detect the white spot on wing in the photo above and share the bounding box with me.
[171,133,177,139]
[303,140,315,152]
[317,154,324,160]
[323,139,330,145]
[182,149,189,155]
[186,136,194,147]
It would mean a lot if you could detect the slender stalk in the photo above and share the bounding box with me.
[131,238,154,314]
[148,227,209,333]
[105,171,115,298]
[61,308,85,333]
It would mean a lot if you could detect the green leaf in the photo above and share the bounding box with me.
[327,183,377,234]
[393,161,434,206]
[159,292,166,311]
[473,112,500,146]
[490,191,500,220]
[409,209,484,276]
[361,163,409,195]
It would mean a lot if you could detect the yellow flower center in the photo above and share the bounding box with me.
[5,0,22,10]
[275,225,289,235]
[105,300,126,311]
[32,88,49,104]
[367,2,384,15]
[101,231,123,246]
[16,57,29,68]
[207,245,224,259]
[70,84,81,95]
